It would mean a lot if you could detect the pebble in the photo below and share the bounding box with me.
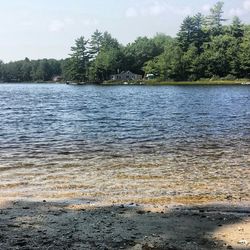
[14,239,27,247]
[136,210,145,215]
[132,243,143,250]
[237,239,248,245]
[7,224,20,228]
[144,243,155,249]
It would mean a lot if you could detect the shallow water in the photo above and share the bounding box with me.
[0,84,249,203]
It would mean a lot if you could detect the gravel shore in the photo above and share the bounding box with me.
[0,199,249,250]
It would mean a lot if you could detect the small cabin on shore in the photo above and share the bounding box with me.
[111,71,142,81]
[53,75,63,82]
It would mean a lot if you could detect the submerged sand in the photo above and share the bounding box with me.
[1,147,249,249]
[0,153,250,249]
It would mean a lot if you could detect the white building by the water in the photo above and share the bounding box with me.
[111,71,142,81]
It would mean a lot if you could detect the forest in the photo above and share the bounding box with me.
[0,1,249,83]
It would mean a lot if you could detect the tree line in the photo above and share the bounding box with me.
[0,58,62,82]
[0,1,249,83]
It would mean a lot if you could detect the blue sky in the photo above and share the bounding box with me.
[1,0,250,62]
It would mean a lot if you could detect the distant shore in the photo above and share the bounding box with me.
[1,79,250,85]
[102,79,250,86]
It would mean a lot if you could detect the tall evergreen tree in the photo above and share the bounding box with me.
[21,58,32,81]
[230,16,244,39]
[177,16,195,52]
[177,13,206,53]
[88,30,103,59]
[66,36,90,82]
[192,13,207,53]
[206,1,226,36]
[89,31,123,81]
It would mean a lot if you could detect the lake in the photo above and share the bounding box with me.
[0,84,249,204]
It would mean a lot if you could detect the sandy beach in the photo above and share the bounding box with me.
[1,148,249,249]
[1,154,249,249]
[0,198,249,250]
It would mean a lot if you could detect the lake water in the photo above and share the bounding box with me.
[0,84,249,204]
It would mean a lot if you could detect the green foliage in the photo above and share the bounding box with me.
[123,36,162,75]
[88,31,123,81]
[177,14,207,53]
[239,27,250,77]
[202,35,232,77]
[65,36,90,82]
[0,1,249,83]
[206,1,226,36]
[230,16,244,39]
[88,29,103,59]
[0,58,62,82]
[143,39,185,80]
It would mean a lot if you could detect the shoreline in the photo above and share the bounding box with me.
[102,79,250,86]
[1,80,250,85]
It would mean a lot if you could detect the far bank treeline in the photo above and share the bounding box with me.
[0,1,250,83]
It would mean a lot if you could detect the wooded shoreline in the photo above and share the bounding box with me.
[2,80,249,86]
[1,1,250,84]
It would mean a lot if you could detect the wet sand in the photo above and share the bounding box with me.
[0,198,249,250]
[1,149,249,203]
[1,152,250,249]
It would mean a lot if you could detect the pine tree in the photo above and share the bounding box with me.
[67,36,90,82]
[88,30,103,59]
[230,16,244,39]
[177,13,206,53]
[177,16,195,52]
[206,1,226,36]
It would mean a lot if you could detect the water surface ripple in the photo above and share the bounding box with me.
[0,84,249,203]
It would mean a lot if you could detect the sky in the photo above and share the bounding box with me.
[1,0,250,62]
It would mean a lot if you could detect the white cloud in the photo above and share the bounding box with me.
[49,18,75,32]
[49,20,65,32]
[49,17,99,33]
[81,18,99,27]
[125,7,138,18]
[64,18,74,25]
[226,0,250,17]
[167,5,191,16]
[125,1,191,19]
[229,8,245,17]
[243,0,250,11]
[143,3,165,16]
[19,21,33,30]
[201,4,211,13]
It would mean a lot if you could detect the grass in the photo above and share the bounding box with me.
[103,79,249,86]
